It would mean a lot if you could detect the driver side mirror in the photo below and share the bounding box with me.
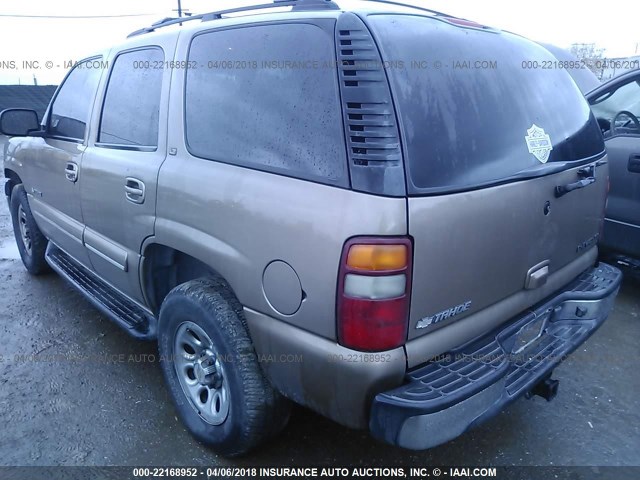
[0,108,40,137]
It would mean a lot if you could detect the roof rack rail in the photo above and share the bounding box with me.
[274,0,339,10]
[128,0,339,38]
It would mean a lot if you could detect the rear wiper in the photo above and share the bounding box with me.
[554,164,598,198]
[512,162,572,178]
[507,159,594,182]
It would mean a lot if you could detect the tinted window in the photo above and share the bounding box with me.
[368,15,605,193]
[99,48,163,147]
[49,58,102,140]
[539,43,601,94]
[185,23,346,184]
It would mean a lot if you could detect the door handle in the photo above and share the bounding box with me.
[555,164,596,198]
[629,154,640,173]
[125,177,145,204]
[65,162,78,183]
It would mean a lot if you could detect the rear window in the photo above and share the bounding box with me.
[367,15,605,193]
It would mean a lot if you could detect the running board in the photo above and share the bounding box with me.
[46,244,156,340]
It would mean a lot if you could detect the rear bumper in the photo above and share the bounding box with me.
[370,263,622,449]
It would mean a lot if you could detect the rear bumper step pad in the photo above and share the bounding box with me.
[370,263,622,449]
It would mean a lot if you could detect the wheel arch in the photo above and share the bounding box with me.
[4,168,23,200]
[141,242,235,315]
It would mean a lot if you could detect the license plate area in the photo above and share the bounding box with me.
[512,309,551,354]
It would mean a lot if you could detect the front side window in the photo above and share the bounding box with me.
[185,22,347,184]
[590,79,640,138]
[49,58,102,140]
[98,48,163,147]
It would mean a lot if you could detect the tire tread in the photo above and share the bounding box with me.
[159,278,290,456]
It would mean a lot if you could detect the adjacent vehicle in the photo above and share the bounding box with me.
[541,44,640,271]
[1,0,622,456]
[586,69,640,270]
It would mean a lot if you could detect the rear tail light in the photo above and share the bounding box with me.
[337,237,412,351]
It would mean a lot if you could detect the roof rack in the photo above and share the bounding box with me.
[128,0,339,38]
[126,0,463,38]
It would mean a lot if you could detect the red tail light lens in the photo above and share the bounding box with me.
[339,296,409,351]
[337,237,412,352]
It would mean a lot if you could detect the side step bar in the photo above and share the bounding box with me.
[46,244,156,340]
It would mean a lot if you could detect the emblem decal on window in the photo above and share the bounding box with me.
[525,124,553,164]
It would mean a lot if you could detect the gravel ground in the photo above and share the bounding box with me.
[0,174,638,469]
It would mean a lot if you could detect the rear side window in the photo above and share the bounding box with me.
[98,48,163,147]
[49,58,102,141]
[185,22,347,185]
[368,15,605,193]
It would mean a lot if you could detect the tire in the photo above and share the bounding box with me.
[157,277,291,457]
[10,184,50,275]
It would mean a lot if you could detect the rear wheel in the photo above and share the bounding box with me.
[10,184,50,275]
[173,321,231,426]
[157,278,290,457]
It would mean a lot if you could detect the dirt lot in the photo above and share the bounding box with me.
[0,180,638,468]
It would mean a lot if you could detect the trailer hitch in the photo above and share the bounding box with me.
[526,374,559,402]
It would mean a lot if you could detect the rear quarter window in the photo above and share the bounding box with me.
[367,14,605,193]
[185,21,348,186]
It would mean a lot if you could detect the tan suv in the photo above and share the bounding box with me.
[0,0,622,456]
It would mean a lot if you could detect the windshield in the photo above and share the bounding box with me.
[367,14,605,193]
[590,80,640,137]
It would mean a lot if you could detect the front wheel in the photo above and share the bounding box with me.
[157,278,290,457]
[10,184,50,275]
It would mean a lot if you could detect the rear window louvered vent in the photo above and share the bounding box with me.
[335,13,405,196]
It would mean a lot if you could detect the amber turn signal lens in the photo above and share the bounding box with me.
[346,244,407,271]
